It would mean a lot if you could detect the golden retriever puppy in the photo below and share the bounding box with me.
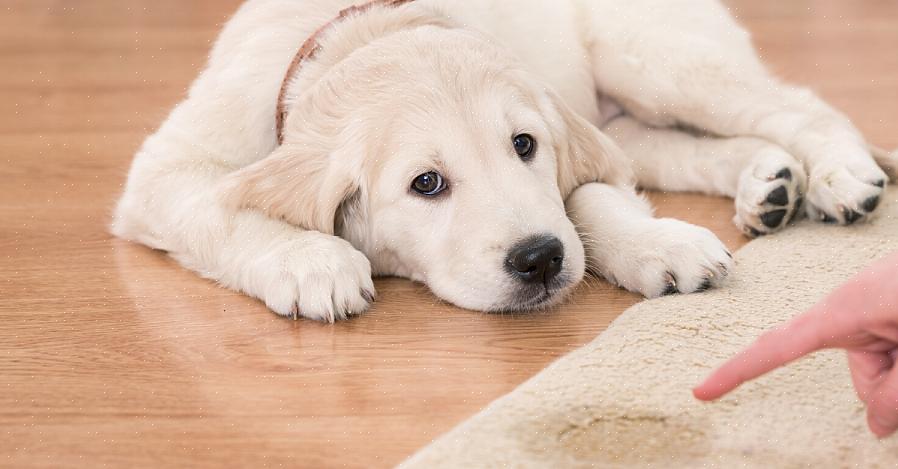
[113,0,887,321]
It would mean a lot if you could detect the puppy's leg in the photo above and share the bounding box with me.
[606,117,806,236]
[585,1,887,224]
[112,153,374,323]
[566,182,733,298]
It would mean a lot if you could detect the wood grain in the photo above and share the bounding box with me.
[1,1,895,467]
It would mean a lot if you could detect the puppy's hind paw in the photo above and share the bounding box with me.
[805,161,888,226]
[734,149,807,238]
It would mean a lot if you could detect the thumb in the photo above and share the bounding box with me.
[865,364,898,438]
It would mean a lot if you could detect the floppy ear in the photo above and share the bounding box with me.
[546,92,635,198]
[219,143,358,235]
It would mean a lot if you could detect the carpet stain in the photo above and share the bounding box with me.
[556,411,709,466]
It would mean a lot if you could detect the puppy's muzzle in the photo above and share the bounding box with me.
[505,235,564,285]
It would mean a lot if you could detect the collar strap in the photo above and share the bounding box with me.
[275,0,417,144]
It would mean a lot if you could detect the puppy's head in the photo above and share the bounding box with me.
[224,26,632,312]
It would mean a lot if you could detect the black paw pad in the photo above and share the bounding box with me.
[760,209,788,228]
[873,179,886,188]
[765,186,789,206]
[862,195,881,213]
[774,168,793,181]
[842,207,863,225]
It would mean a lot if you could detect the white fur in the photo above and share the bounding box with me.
[113,0,886,320]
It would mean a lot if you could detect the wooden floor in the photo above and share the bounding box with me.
[2,1,896,467]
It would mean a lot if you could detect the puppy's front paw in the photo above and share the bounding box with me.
[734,148,807,237]
[261,235,375,322]
[606,219,733,298]
[805,161,887,225]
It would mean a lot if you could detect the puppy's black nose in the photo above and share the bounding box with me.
[505,235,564,284]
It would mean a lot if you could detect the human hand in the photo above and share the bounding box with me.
[693,252,898,438]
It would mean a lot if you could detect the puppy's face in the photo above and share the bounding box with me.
[228,27,630,312]
[360,83,584,311]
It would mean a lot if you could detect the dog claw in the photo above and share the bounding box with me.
[661,272,678,296]
[840,205,863,225]
[745,225,763,238]
[717,262,729,276]
[696,278,713,292]
[361,289,376,303]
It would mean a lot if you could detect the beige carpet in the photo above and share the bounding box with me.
[402,189,898,468]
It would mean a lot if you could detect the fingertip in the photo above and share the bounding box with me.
[691,386,703,400]
[869,424,890,439]
[867,411,897,439]
[692,381,721,401]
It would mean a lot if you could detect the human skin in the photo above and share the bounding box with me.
[693,252,898,438]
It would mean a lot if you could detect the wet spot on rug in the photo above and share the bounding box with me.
[556,410,710,465]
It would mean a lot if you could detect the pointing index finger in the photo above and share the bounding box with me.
[693,252,897,401]
[693,309,835,401]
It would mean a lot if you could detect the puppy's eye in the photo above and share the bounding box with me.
[411,171,447,197]
[513,133,536,160]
